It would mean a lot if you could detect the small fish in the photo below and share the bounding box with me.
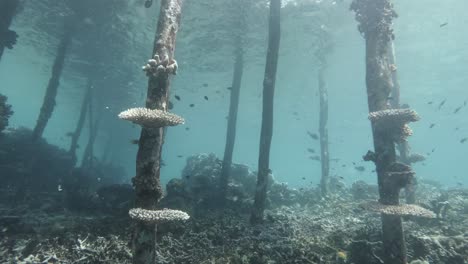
[302,177,306,180]
[456,182,463,186]
[427,101,433,105]
[293,112,299,116]
[299,188,304,191]
[460,137,468,143]
[130,139,139,145]
[352,162,356,165]
[455,127,460,131]
[438,99,446,110]
[203,83,208,87]
[168,101,174,110]
[464,100,467,107]
[189,104,195,107]
[185,175,190,179]
[307,148,315,153]
[174,95,181,101]
[177,155,183,158]
[65,132,74,137]
[339,176,344,179]
[307,131,319,140]
[215,90,221,94]
[371,170,376,173]
[354,166,365,172]
[57,185,63,192]
[453,106,462,114]
[227,87,232,90]
[160,160,166,166]
[204,96,209,101]
[185,127,190,131]
[440,22,448,27]
[309,155,320,161]
[429,123,435,128]
[431,148,436,153]
[144,0,153,8]
[341,164,346,167]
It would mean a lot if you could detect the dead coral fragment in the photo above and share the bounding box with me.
[142,54,178,77]
[369,109,420,142]
[118,107,184,128]
[129,208,190,223]
[361,201,436,218]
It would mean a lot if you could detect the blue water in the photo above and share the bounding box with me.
[1,0,467,190]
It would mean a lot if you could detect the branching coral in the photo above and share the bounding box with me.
[0,94,13,133]
[129,208,189,223]
[369,109,420,142]
[360,201,436,218]
[118,107,184,128]
[142,54,178,77]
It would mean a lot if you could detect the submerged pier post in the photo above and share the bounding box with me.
[351,0,418,263]
[387,42,423,204]
[130,1,183,263]
[69,79,92,163]
[32,20,74,141]
[318,67,330,197]
[219,4,245,203]
[251,0,281,224]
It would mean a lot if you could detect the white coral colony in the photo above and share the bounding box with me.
[118,107,184,128]
[129,208,190,223]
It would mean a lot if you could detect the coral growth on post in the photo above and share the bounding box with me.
[350,0,424,263]
[0,94,13,133]
[129,208,189,223]
[118,107,184,128]
[0,0,20,61]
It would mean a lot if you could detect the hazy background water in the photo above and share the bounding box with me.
[1,0,467,189]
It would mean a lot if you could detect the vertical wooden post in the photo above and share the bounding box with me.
[351,0,409,263]
[69,79,92,163]
[219,36,244,203]
[250,0,281,225]
[131,1,183,263]
[32,21,74,141]
[318,68,329,197]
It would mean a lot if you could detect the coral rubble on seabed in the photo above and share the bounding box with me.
[0,154,467,264]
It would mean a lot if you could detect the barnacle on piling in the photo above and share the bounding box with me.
[118,107,184,128]
[360,201,436,218]
[129,208,190,223]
